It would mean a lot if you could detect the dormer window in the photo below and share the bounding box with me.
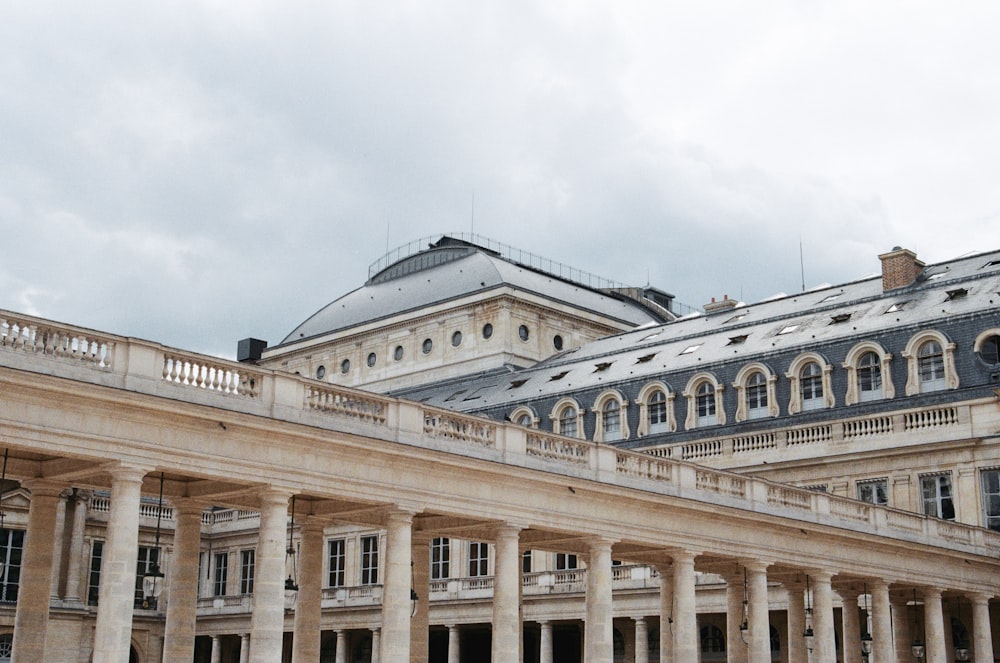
[946,288,968,301]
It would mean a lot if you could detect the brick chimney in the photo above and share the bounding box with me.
[704,295,739,314]
[878,247,925,291]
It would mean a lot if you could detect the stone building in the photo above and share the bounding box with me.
[0,234,998,663]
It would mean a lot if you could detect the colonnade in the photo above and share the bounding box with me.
[7,466,998,663]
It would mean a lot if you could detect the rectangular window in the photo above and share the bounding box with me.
[431,538,450,580]
[522,550,532,574]
[981,469,1000,532]
[88,539,104,606]
[857,479,888,505]
[921,474,955,520]
[134,545,160,608]
[213,552,229,597]
[328,539,346,588]
[555,553,578,570]
[0,528,24,604]
[360,535,379,585]
[240,549,255,594]
[469,542,489,577]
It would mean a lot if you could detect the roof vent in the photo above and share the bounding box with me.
[878,247,925,291]
[704,295,738,314]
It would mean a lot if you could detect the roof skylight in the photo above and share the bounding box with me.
[885,301,909,313]
[777,324,800,335]
[679,344,701,355]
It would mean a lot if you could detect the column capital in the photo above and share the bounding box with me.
[968,591,994,603]
[20,479,66,498]
[384,506,418,526]
[257,487,293,509]
[739,558,770,574]
[300,516,326,533]
[172,498,207,518]
[105,463,151,483]
[633,615,647,624]
[669,549,698,565]
[922,586,943,600]
[491,523,526,540]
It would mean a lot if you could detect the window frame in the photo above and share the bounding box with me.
[328,538,346,588]
[843,342,895,405]
[593,390,630,442]
[509,406,539,429]
[213,551,229,597]
[360,535,379,586]
[981,468,1000,532]
[733,363,777,422]
[920,473,956,521]
[636,382,676,436]
[468,541,489,577]
[974,329,1000,367]
[431,537,450,580]
[856,478,889,505]
[902,331,959,395]
[240,549,255,595]
[683,373,725,430]
[550,398,584,439]
[785,353,834,414]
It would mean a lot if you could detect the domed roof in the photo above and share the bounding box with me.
[276,236,670,346]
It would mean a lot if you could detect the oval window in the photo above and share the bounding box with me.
[394,345,404,361]
[315,365,326,380]
[422,338,433,354]
[482,323,493,339]
[340,359,351,374]
[366,352,377,368]
[553,335,563,351]
[518,325,530,342]
[451,331,463,347]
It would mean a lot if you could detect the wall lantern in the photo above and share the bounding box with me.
[141,472,166,609]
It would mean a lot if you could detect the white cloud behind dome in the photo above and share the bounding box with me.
[1,1,997,357]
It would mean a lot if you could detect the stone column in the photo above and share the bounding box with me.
[923,588,945,663]
[12,480,63,660]
[493,526,523,663]
[64,490,89,603]
[726,574,749,663]
[657,564,673,663]
[539,621,552,663]
[448,625,461,663]
[672,551,698,663]
[249,489,292,663]
[411,534,431,663]
[870,581,893,663]
[841,591,862,663]
[239,634,250,663]
[93,465,147,662]
[49,492,67,600]
[335,630,347,663]
[210,635,222,663]
[812,572,836,663]
[745,561,770,663]
[634,617,649,663]
[292,518,325,663]
[164,500,204,661]
[786,583,806,663]
[371,628,381,663]
[382,509,414,663]
[585,538,615,663]
[970,593,994,663]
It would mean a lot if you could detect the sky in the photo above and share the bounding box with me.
[2,1,999,358]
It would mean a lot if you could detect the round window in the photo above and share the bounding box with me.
[553,335,563,351]
[340,359,351,374]
[366,352,377,368]
[394,345,404,361]
[451,331,463,347]
[482,323,493,339]
[518,325,530,342]
[979,334,1000,365]
[422,338,433,354]
[315,365,326,380]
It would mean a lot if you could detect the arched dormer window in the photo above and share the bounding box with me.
[843,342,894,405]
[786,353,834,414]
[733,363,778,422]
[683,373,725,430]
[550,398,585,439]
[902,331,958,395]
[509,406,539,429]
[636,382,676,436]
[593,390,629,442]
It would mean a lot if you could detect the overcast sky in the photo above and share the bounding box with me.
[2,1,998,358]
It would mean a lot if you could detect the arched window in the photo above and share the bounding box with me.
[550,399,584,439]
[697,382,717,424]
[856,351,882,401]
[918,340,945,389]
[800,362,824,410]
[509,406,538,429]
[902,331,958,395]
[593,391,629,442]
[975,329,1000,365]
[560,406,578,438]
[786,354,834,414]
[734,364,777,422]
[683,374,725,429]
[636,382,676,436]
[843,342,894,405]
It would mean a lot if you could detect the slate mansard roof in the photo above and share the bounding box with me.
[274,235,673,348]
[401,248,1000,422]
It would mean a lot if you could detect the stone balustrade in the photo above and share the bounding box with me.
[3,309,1000,558]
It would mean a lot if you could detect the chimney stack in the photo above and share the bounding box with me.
[878,247,924,292]
[704,294,739,314]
